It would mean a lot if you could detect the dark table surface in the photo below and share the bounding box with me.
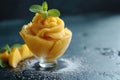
[1,12,120,80]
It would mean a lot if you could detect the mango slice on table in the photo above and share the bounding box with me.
[9,48,22,68]
[0,52,9,61]
[0,44,34,68]
[19,44,33,60]
[9,44,34,68]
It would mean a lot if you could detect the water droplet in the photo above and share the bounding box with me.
[82,33,88,37]
[118,51,120,56]
[98,72,114,79]
[95,47,116,57]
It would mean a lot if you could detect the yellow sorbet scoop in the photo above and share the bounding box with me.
[20,1,72,68]
[20,13,72,60]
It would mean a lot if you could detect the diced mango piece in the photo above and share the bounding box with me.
[19,44,33,60]
[0,44,34,68]
[0,52,9,61]
[9,48,22,68]
[8,44,34,68]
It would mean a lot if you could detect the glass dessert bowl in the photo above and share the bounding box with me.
[20,2,72,68]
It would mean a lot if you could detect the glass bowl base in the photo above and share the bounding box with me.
[39,58,57,68]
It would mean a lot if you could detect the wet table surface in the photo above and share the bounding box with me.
[1,13,120,80]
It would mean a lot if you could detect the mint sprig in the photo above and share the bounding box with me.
[42,1,48,11]
[29,1,60,18]
[48,9,60,17]
[0,44,22,54]
[0,44,11,53]
[11,44,22,49]
[0,59,7,68]
[29,5,43,13]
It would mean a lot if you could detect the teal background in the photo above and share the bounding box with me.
[0,0,120,20]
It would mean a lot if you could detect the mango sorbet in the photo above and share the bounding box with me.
[20,13,72,60]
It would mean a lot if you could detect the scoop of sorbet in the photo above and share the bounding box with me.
[20,13,72,68]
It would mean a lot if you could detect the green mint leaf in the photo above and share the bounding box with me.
[0,44,11,53]
[5,44,11,53]
[29,5,43,13]
[42,1,48,11]
[0,59,7,68]
[48,9,60,17]
[11,44,22,49]
[42,11,48,18]
[0,49,6,53]
[29,1,61,18]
